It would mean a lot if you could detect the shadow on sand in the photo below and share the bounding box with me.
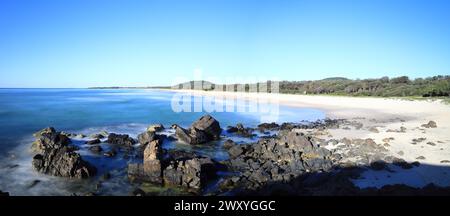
[226,162,450,196]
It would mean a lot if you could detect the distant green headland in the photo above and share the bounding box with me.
[90,75,450,98]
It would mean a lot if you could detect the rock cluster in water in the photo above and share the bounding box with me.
[128,115,221,190]
[23,115,450,196]
[31,127,96,179]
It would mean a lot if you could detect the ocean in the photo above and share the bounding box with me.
[0,88,325,195]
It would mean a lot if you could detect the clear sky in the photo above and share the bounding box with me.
[0,0,449,88]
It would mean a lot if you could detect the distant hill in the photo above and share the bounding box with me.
[172,75,450,98]
[321,77,350,81]
[172,80,215,90]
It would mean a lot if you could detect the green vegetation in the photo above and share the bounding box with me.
[173,76,450,99]
[278,76,450,97]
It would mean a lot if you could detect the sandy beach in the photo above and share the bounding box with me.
[165,89,450,188]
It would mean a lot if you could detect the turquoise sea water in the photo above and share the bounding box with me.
[0,89,325,195]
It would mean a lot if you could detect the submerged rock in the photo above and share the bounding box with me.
[103,150,117,157]
[85,139,101,145]
[88,145,103,153]
[226,123,255,137]
[107,133,136,146]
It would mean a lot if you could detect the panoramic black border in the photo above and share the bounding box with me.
[1,196,449,215]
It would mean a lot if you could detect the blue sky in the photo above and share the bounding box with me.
[0,0,449,88]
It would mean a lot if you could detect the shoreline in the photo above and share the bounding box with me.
[161,89,450,166]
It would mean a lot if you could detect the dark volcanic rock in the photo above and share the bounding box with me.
[128,139,163,184]
[85,139,101,145]
[392,158,414,169]
[191,115,221,140]
[107,133,136,146]
[222,139,236,150]
[137,131,159,146]
[257,122,280,131]
[162,154,216,190]
[172,115,221,145]
[224,131,334,190]
[226,123,255,137]
[173,125,208,144]
[31,128,96,179]
[31,127,71,154]
[370,160,387,170]
[32,146,96,178]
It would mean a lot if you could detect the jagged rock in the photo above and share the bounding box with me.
[226,123,254,137]
[173,124,208,144]
[224,131,334,190]
[107,133,136,146]
[89,131,109,139]
[163,156,215,190]
[128,139,163,184]
[85,139,101,145]
[30,127,96,179]
[137,131,157,146]
[143,140,163,183]
[222,139,236,150]
[257,122,280,131]
[227,144,248,159]
[32,146,96,178]
[147,124,164,132]
[31,127,71,154]
[421,121,437,128]
[129,145,218,191]
[191,115,221,140]
[171,114,221,145]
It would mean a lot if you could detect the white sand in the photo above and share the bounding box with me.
[164,89,450,188]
